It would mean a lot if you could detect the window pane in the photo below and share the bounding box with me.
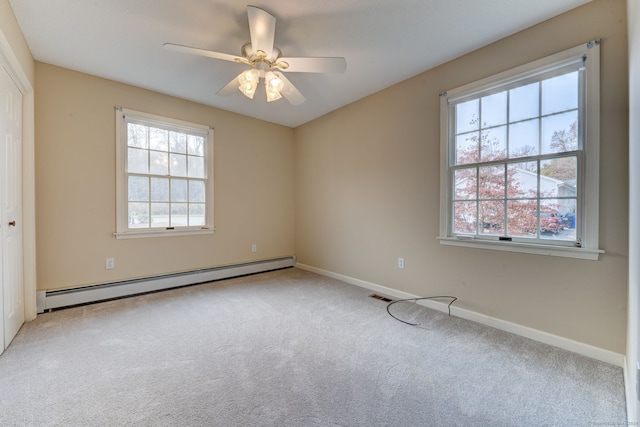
[507,200,537,237]
[188,135,205,156]
[169,131,187,154]
[171,203,188,226]
[478,165,505,200]
[508,119,539,158]
[189,203,206,226]
[454,168,477,200]
[150,127,168,151]
[481,91,507,127]
[456,99,479,134]
[557,198,577,232]
[150,151,169,175]
[480,126,507,162]
[128,147,148,174]
[128,202,149,228]
[128,176,149,201]
[453,201,477,234]
[507,162,538,199]
[188,156,205,178]
[542,71,578,115]
[509,82,540,122]
[127,123,148,149]
[171,179,188,202]
[479,200,504,235]
[539,200,570,240]
[509,82,539,122]
[170,153,187,177]
[150,177,169,202]
[150,203,170,227]
[542,113,578,154]
[538,184,564,201]
[540,156,578,196]
[189,180,206,202]
[456,132,479,165]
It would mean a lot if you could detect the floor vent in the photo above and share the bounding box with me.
[369,293,393,303]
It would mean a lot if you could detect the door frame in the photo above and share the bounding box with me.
[0,27,36,322]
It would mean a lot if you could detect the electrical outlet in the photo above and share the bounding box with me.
[105,258,115,270]
[398,257,405,269]
[251,244,257,253]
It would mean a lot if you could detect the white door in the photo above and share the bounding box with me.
[0,63,24,353]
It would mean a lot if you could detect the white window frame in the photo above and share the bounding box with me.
[114,107,214,239]
[438,40,602,260]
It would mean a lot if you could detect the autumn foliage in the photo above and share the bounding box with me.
[452,120,577,239]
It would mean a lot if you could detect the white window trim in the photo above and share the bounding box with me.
[438,40,602,260]
[114,107,215,239]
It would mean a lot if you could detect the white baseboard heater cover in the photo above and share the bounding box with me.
[37,256,295,313]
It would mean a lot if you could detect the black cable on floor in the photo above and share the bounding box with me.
[386,296,457,326]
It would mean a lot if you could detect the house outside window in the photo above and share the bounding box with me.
[115,108,214,239]
[439,41,602,260]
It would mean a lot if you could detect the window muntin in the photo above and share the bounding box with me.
[115,108,213,238]
[440,41,601,258]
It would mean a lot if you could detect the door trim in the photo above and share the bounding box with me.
[0,25,36,321]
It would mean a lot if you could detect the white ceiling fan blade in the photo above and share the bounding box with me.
[216,74,241,96]
[163,43,241,63]
[278,57,347,73]
[274,72,306,106]
[247,6,276,59]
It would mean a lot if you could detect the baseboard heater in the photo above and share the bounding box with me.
[37,256,296,313]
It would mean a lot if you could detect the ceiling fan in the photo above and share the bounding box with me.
[164,5,347,106]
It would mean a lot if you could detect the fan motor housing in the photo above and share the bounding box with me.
[241,43,281,62]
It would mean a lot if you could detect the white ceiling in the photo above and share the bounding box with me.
[9,0,590,128]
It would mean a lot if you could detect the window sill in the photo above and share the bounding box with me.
[114,228,214,240]
[437,236,603,260]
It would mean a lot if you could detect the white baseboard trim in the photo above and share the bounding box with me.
[296,263,625,367]
[38,256,296,313]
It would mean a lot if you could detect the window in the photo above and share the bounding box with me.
[115,108,214,238]
[439,41,602,260]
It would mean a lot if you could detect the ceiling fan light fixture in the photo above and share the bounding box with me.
[167,6,344,105]
[238,69,259,99]
[265,71,284,102]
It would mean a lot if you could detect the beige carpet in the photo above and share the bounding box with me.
[0,267,627,426]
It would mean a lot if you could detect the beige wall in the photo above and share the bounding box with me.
[295,0,629,353]
[35,63,295,290]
